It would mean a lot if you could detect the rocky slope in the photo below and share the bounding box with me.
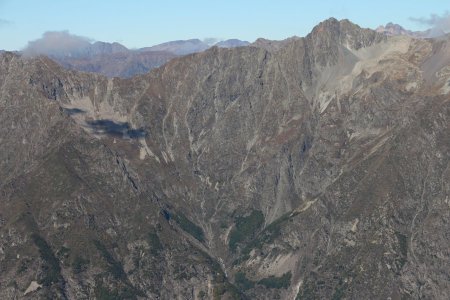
[0,18,449,299]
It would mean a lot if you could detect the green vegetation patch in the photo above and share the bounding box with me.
[93,240,126,280]
[296,280,315,300]
[331,284,346,300]
[94,278,142,300]
[192,249,244,300]
[235,212,290,263]
[235,271,255,291]
[258,272,292,289]
[234,270,291,293]
[147,228,163,255]
[395,232,408,270]
[31,233,62,286]
[198,290,207,299]
[229,210,264,252]
[395,232,408,258]
[72,255,89,274]
[212,283,243,300]
[17,258,31,274]
[173,212,205,242]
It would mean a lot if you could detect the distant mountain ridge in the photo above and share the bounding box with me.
[139,39,210,55]
[376,22,446,38]
[20,37,250,77]
[140,38,250,55]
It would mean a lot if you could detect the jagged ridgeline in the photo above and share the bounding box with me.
[0,18,449,299]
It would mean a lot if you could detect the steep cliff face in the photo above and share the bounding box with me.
[0,19,449,299]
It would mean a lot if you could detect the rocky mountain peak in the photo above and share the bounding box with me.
[309,18,385,50]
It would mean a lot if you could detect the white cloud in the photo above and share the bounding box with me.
[410,11,450,36]
[23,31,92,57]
[203,37,222,46]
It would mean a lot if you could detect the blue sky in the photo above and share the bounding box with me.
[0,0,449,50]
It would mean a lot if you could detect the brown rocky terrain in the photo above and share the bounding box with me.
[0,18,449,299]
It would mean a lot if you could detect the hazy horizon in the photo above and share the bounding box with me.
[0,0,449,51]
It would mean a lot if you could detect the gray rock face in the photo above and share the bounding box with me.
[0,18,449,299]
